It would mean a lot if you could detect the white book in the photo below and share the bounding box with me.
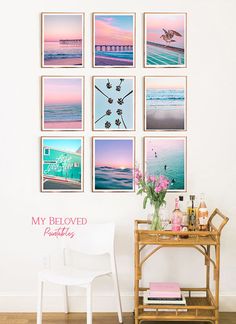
[143,292,187,305]
[144,307,187,312]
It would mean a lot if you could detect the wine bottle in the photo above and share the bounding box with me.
[188,195,197,230]
[198,193,209,231]
[172,198,183,232]
[179,195,189,238]
[179,195,189,227]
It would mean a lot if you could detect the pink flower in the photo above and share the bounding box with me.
[134,168,142,184]
[146,175,156,183]
[155,185,162,193]
[157,175,170,190]
[146,176,152,182]
[150,176,156,183]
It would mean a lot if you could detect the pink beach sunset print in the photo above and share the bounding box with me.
[42,77,83,130]
[42,13,84,67]
[145,13,186,67]
[93,138,135,191]
[94,14,135,67]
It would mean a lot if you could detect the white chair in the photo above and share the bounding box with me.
[37,223,123,324]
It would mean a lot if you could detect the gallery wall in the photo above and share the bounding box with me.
[0,0,236,312]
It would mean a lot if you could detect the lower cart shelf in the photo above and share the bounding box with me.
[138,290,216,322]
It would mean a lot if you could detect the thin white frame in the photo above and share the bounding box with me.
[92,137,135,192]
[41,136,84,192]
[144,12,187,68]
[93,76,136,131]
[41,76,84,131]
[93,13,136,68]
[144,76,187,131]
[41,12,85,68]
[144,136,187,192]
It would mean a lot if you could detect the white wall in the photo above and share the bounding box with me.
[0,0,236,312]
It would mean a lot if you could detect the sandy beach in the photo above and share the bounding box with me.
[95,56,133,66]
[44,120,82,130]
[44,57,82,66]
[146,107,185,130]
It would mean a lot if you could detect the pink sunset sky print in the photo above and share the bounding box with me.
[95,15,134,45]
[44,14,82,42]
[95,139,133,169]
[44,78,82,106]
[146,77,185,90]
[146,14,185,49]
[147,138,184,160]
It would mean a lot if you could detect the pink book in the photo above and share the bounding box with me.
[149,282,181,298]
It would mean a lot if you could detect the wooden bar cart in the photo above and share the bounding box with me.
[134,208,229,324]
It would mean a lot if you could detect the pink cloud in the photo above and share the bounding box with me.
[95,20,133,45]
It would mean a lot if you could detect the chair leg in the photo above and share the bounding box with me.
[63,286,69,314]
[112,268,123,323]
[37,281,44,324]
[86,284,92,324]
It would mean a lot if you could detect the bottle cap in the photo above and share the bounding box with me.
[179,196,184,201]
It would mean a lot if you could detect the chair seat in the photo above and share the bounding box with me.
[39,266,111,286]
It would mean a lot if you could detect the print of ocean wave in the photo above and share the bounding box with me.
[95,166,133,190]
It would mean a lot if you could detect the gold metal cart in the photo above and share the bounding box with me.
[134,208,229,324]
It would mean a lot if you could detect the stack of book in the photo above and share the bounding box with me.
[143,282,187,312]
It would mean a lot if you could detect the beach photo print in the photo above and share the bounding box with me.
[41,13,84,67]
[93,77,135,131]
[144,76,187,131]
[144,13,186,67]
[144,137,186,191]
[42,77,84,131]
[93,13,135,67]
[41,137,84,192]
[92,137,135,192]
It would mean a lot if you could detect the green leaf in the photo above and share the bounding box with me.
[143,196,148,209]
[137,188,143,195]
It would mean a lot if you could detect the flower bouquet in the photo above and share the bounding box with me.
[135,169,170,230]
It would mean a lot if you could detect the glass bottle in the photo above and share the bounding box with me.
[198,193,209,231]
[178,196,189,238]
[172,198,183,232]
[179,195,189,227]
[188,195,197,230]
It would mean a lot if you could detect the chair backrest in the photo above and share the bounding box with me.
[67,223,115,256]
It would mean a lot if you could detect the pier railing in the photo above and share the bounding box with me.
[95,44,133,52]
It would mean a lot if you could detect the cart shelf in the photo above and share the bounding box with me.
[134,208,229,324]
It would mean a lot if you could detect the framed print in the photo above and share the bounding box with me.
[144,13,187,68]
[93,13,135,67]
[41,137,84,192]
[42,76,84,131]
[144,137,186,192]
[93,76,135,131]
[144,76,187,131]
[92,137,135,192]
[41,13,84,67]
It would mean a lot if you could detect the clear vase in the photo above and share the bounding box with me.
[151,204,163,231]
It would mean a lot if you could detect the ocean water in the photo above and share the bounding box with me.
[147,89,184,109]
[146,146,185,190]
[95,166,133,190]
[95,50,133,61]
[44,42,82,61]
[44,104,82,122]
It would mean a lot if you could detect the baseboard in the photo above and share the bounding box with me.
[0,294,235,312]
